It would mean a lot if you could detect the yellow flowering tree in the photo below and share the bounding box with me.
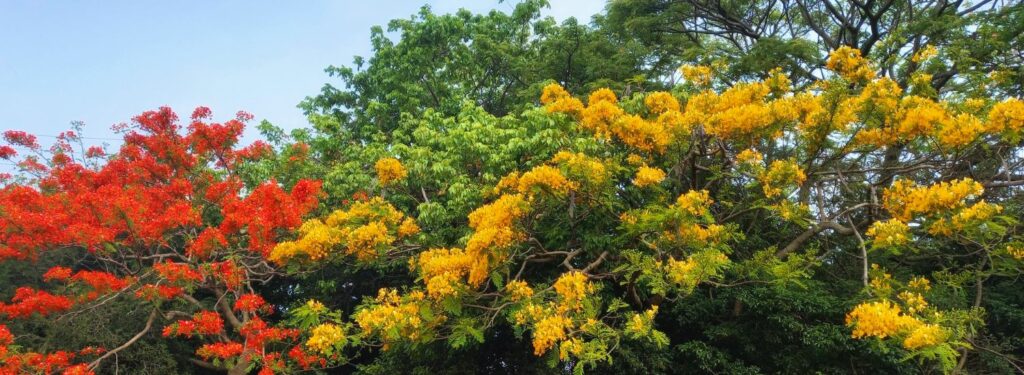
[278,45,1024,374]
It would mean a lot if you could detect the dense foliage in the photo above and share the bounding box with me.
[1,0,1022,374]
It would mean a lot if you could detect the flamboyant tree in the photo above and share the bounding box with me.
[0,107,327,374]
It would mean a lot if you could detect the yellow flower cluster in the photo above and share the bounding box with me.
[897,96,949,139]
[675,190,713,217]
[270,197,417,263]
[465,193,530,286]
[898,291,929,314]
[866,219,911,249]
[505,280,534,301]
[986,98,1024,136]
[306,323,345,354]
[553,271,594,311]
[269,219,342,262]
[912,45,938,63]
[735,149,764,165]
[558,337,585,361]
[665,250,730,293]
[846,300,921,339]
[625,306,659,336]
[758,160,807,198]
[882,178,984,222]
[306,299,327,313]
[354,289,431,344]
[680,64,713,86]
[644,92,680,114]
[612,114,674,153]
[633,166,666,187]
[827,46,876,82]
[517,165,577,195]
[413,248,473,299]
[551,151,609,186]
[903,324,946,350]
[937,113,984,148]
[532,314,573,356]
[580,97,623,138]
[1005,245,1024,260]
[541,83,584,114]
[375,157,408,186]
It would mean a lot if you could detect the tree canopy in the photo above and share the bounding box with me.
[1,1,1023,374]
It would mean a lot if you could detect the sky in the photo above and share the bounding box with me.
[0,0,605,158]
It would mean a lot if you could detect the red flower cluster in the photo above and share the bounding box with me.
[70,270,131,300]
[219,179,322,256]
[154,260,204,284]
[43,266,73,282]
[135,284,185,301]
[3,130,40,149]
[0,287,73,319]
[162,311,224,338]
[233,293,270,314]
[196,341,244,360]
[288,346,328,370]
[187,228,228,259]
[239,316,299,349]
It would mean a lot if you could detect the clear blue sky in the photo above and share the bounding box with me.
[0,0,603,153]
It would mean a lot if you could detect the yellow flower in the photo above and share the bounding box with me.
[465,194,530,286]
[611,114,673,153]
[1006,245,1024,260]
[865,219,911,249]
[542,83,584,114]
[758,160,807,198]
[375,157,408,185]
[633,166,666,187]
[346,221,393,260]
[898,291,929,314]
[540,83,570,105]
[846,300,921,339]
[517,165,577,196]
[675,190,713,217]
[553,271,592,310]
[826,46,876,81]
[911,45,938,63]
[680,64,713,86]
[936,113,983,148]
[986,98,1024,136]
[645,91,680,114]
[505,280,534,302]
[414,248,473,299]
[532,314,572,356]
[735,149,763,165]
[306,299,327,314]
[588,88,617,106]
[903,324,946,350]
[306,323,345,354]
[397,217,420,238]
[882,178,984,222]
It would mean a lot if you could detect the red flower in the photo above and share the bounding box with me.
[3,130,40,149]
[135,284,185,301]
[187,227,228,259]
[196,342,244,360]
[0,145,17,159]
[288,346,327,370]
[43,266,73,282]
[233,293,269,314]
[0,287,73,318]
[154,260,204,284]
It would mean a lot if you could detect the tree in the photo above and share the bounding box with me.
[269,45,1024,373]
[0,108,326,374]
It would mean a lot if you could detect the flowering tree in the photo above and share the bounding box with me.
[277,45,1023,374]
[0,107,325,374]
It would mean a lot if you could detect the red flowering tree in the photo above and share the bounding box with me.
[0,107,325,374]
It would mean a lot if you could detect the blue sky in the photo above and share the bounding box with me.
[0,0,604,156]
